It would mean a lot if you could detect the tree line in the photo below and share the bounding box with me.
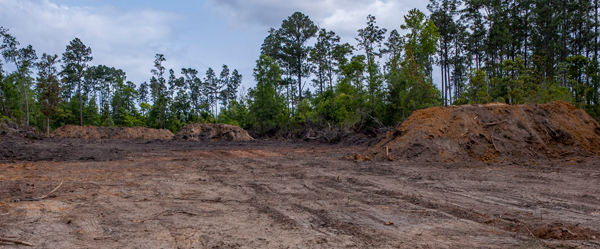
[0,29,243,135]
[0,0,599,136]
[429,0,599,113]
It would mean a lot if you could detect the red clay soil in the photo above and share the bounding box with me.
[51,125,174,140]
[174,123,254,142]
[532,223,599,240]
[365,101,600,162]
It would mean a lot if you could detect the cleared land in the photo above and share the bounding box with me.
[0,138,599,248]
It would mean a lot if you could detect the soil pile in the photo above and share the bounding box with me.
[365,101,600,162]
[532,223,599,240]
[0,121,43,139]
[174,123,254,142]
[52,125,174,140]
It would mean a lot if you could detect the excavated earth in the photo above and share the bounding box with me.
[52,125,174,140]
[366,101,600,163]
[0,119,599,247]
[174,123,254,142]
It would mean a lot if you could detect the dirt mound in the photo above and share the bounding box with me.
[0,121,43,139]
[365,101,600,162]
[532,223,599,240]
[174,123,254,142]
[52,125,174,140]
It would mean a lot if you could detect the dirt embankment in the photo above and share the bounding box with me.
[365,101,600,162]
[0,122,42,140]
[174,123,254,142]
[52,125,174,140]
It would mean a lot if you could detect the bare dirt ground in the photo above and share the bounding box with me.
[1,138,599,248]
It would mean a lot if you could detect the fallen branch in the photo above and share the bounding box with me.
[491,127,499,152]
[544,119,557,135]
[0,237,33,246]
[528,148,539,157]
[520,221,537,238]
[174,210,198,216]
[39,180,64,200]
[561,227,577,237]
[18,180,65,202]
[484,120,507,127]
[530,194,545,204]
[154,209,199,219]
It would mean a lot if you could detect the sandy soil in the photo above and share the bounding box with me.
[0,138,599,248]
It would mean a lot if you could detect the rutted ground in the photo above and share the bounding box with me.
[0,139,599,248]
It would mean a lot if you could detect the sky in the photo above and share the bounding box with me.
[0,0,431,90]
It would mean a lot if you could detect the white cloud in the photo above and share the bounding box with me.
[0,0,179,84]
[206,0,428,38]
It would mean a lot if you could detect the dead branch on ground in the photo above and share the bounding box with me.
[484,120,507,127]
[19,180,64,202]
[520,221,537,238]
[491,127,499,152]
[39,180,64,199]
[0,237,33,246]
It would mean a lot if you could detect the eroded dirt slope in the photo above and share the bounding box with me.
[366,101,600,162]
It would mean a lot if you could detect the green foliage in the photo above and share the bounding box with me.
[36,53,61,135]
[356,15,388,126]
[265,12,318,100]
[218,100,249,128]
[401,8,440,75]
[387,48,441,123]
[62,38,92,126]
[384,9,441,125]
[333,80,363,128]
[51,94,99,128]
[0,72,24,120]
[248,55,286,134]
[463,69,492,104]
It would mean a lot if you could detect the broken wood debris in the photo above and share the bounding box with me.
[0,237,33,246]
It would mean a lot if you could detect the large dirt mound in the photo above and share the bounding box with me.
[174,123,254,142]
[365,101,600,162]
[52,125,174,140]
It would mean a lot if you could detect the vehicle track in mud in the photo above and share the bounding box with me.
[0,138,599,248]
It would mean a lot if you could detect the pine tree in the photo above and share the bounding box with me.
[62,38,92,126]
[1,31,38,126]
[401,9,440,77]
[204,67,218,118]
[429,0,462,105]
[218,65,230,109]
[151,54,167,128]
[461,0,486,70]
[36,53,61,136]
[357,15,387,117]
[182,68,201,117]
[278,12,318,100]
[138,81,149,104]
[249,55,285,134]
[228,69,242,104]
[309,29,348,121]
